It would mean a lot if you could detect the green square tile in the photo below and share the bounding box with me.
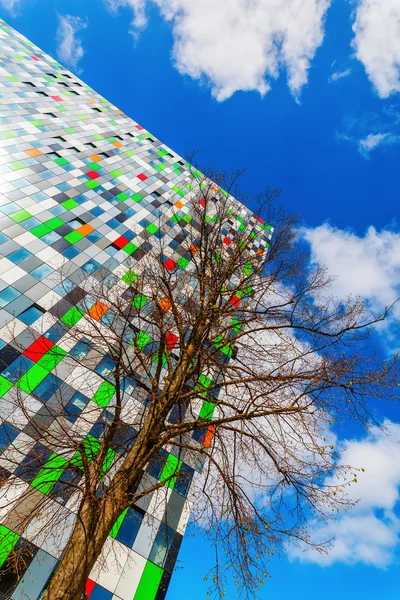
[146,223,158,235]
[134,561,163,600]
[110,169,122,178]
[17,364,49,394]
[54,157,69,166]
[61,199,78,210]
[46,217,64,231]
[132,294,147,309]
[61,306,85,327]
[1,131,17,139]
[31,224,51,238]
[86,163,100,171]
[178,256,190,269]
[134,331,151,351]
[131,193,143,203]
[116,192,129,201]
[123,242,138,255]
[37,346,67,372]
[0,376,13,398]
[9,160,25,171]
[121,270,138,285]
[10,209,31,223]
[65,231,83,244]
[92,381,115,408]
[0,526,20,569]
[85,180,100,189]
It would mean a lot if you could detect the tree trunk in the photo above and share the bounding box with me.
[41,496,119,600]
[41,430,159,600]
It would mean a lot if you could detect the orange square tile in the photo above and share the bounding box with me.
[113,141,123,148]
[88,301,109,321]
[25,148,42,157]
[159,297,172,311]
[189,244,199,255]
[88,98,96,104]
[90,154,103,162]
[257,248,264,256]
[174,201,184,209]
[204,426,215,448]
[115,109,123,115]
[77,224,95,236]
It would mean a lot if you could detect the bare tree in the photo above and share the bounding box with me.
[0,164,398,600]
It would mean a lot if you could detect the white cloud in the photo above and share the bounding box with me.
[329,67,352,83]
[303,224,400,314]
[302,224,400,351]
[291,421,400,567]
[106,0,332,101]
[352,0,400,98]
[0,0,19,13]
[56,15,87,72]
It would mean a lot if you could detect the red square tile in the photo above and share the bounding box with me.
[86,171,100,179]
[166,332,179,351]
[223,237,232,245]
[199,198,206,207]
[230,296,240,307]
[135,125,144,130]
[114,236,129,249]
[137,173,147,181]
[50,96,63,101]
[24,336,54,362]
[85,579,95,597]
[164,258,176,272]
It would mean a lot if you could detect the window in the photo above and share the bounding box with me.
[64,391,89,423]
[0,287,20,308]
[8,248,32,264]
[18,304,45,326]
[34,373,63,403]
[116,507,144,548]
[70,341,91,360]
[149,523,175,567]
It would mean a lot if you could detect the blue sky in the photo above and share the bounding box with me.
[1,0,400,598]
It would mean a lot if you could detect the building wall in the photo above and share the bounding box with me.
[0,19,272,600]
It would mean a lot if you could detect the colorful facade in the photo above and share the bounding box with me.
[0,19,272,600]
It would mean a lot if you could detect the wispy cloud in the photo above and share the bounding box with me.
[358,132,399,155]
[291,421,400,567]
[352,0,400,99]
[0,0,20,14]
[105,0,147,34]
[338,106,400,156]
[105,0,332,102]
[56,15,87,73]
[329,67,352,83]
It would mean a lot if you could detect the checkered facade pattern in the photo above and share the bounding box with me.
[0,19,273,600]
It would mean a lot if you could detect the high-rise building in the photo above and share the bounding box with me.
[0,19,272,600]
